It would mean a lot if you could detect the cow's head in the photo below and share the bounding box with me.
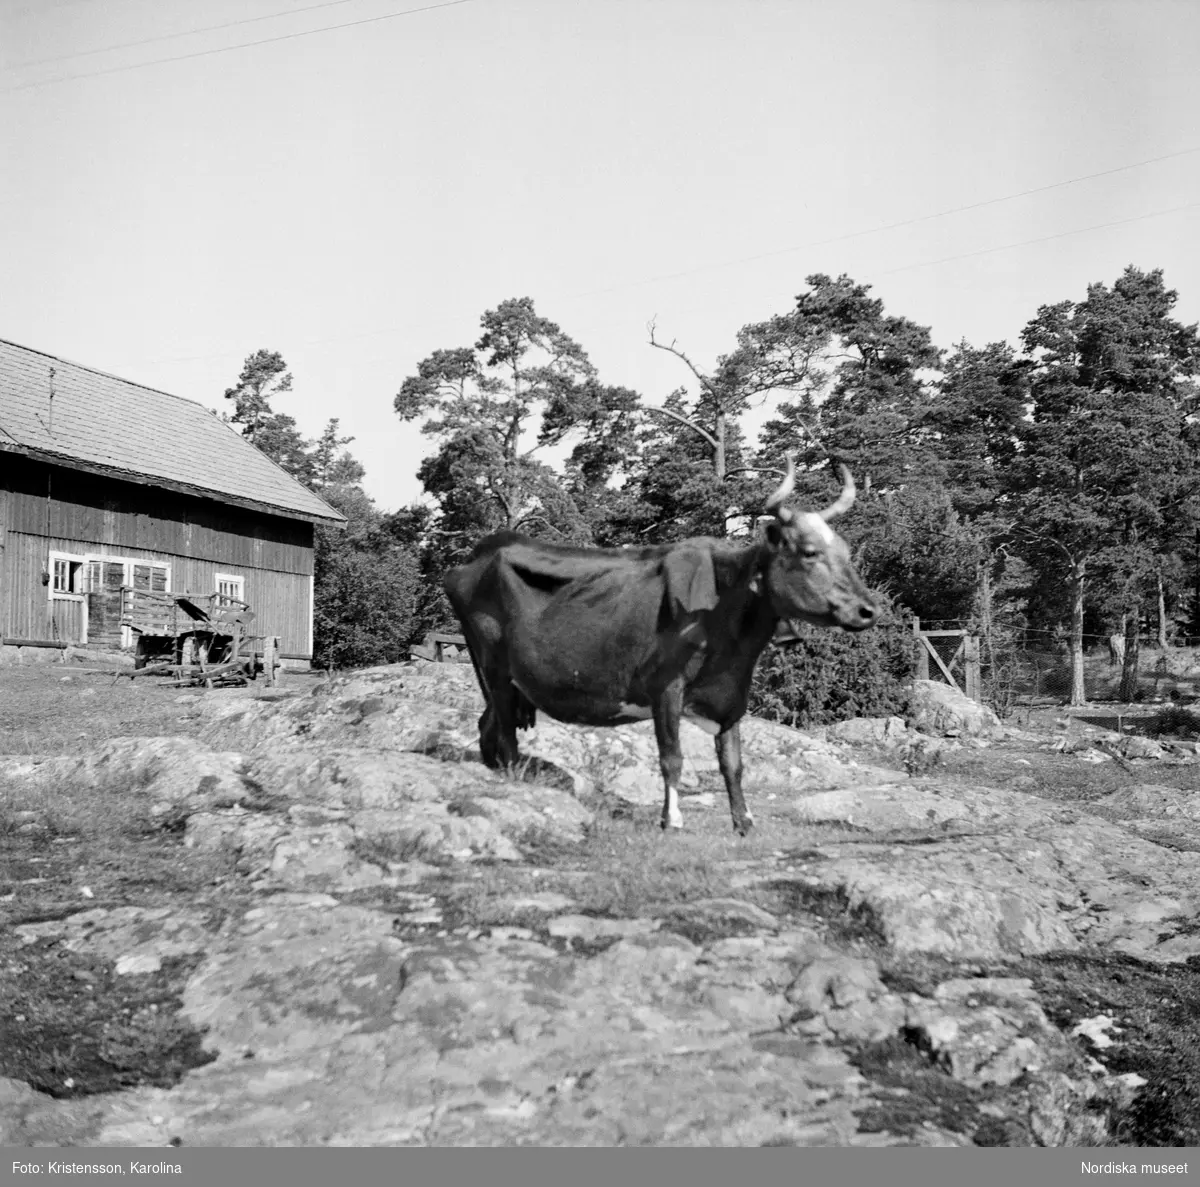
[760,459,878,631]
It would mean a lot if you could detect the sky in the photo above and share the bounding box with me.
[3,0,1199,513]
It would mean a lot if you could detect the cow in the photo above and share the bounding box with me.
[442,460,878,835]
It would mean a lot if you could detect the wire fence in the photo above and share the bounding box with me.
[971,633,1200,715]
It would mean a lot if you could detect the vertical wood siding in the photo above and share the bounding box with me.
[3,457,320,654]
[0,487,9,638]
[50,597,85,644]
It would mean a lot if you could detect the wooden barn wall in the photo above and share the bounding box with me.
[2,457,318,655]
[3,532,313,655]
[2,456,313,573]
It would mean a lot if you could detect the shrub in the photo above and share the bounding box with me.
[1148,705,1200,740]
[312,485,423,669]
[748,596,913,728]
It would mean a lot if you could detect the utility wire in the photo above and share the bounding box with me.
[875,201,1200,278]
[10,0,371,69]
[130,199,1200,369]
[565,147,1200,300]
[3,0,476,91]
[106,148,1200,369]
[131,198,1200,370]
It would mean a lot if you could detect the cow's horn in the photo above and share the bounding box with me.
[819,465,856,522]
[764,456,795,525]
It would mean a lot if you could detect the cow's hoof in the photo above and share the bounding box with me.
[660,813,684,831]
[733,814,755,836]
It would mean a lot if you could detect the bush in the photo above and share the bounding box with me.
[1148,705,1200,740]
[311,485,424,669]
[312,543,422,670]
[748,597,913,728]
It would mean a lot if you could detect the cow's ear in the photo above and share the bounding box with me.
[663,548,719,616]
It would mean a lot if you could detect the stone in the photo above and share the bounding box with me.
[1114,735,1168,760]
[826,716,909,747]
[909,680,1003,739]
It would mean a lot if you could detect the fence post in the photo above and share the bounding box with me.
[964,635,981,702]
[913,617,929,681]
[263,636,279,686]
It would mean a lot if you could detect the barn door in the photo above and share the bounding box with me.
[86,561,128,648]
[48,553,87,644]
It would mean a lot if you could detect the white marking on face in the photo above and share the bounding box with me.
[800,511,834,545]
[683,713,721,736]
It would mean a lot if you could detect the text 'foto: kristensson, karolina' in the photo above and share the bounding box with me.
[11,1163,182,1175]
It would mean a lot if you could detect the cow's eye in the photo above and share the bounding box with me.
[801,547,820,560]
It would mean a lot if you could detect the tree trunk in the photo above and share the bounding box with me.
[1157,571,1169,650]
[1108,632,1125,667]
[1068,562,1087,706]
[714,410,726,481]
[1109,612,1128,667]
[1118,608,1141,703]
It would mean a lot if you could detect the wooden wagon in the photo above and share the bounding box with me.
[120,588,281,688]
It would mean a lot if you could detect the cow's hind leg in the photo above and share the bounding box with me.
[653,685,685,831]
[716,724,753,835]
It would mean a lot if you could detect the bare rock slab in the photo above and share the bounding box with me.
[910,680,1003,738]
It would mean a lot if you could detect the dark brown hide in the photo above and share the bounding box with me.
[443,470,876,834]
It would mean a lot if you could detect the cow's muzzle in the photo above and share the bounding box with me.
[836,599,878,630]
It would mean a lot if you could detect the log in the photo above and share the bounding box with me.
[129,661,177,679]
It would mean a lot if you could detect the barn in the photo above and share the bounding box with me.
[0,338,345,666]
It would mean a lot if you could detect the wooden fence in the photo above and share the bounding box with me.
[912,617,981,702]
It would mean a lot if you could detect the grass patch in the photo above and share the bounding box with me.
[874,953,987,998]
[1010,950,1200,1147]
[764,879,888,947]
[658,913,762,946]
[0,934,216,1098]
[1,768,239,923]
[513,823,586,866]
[0,666,223,756]
[932,745,1198,804]
[568,817,738,918]
[350,832,452,870]
[1146,706,1200,740]
[851,1031,1011,1144]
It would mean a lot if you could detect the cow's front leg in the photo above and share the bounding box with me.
[652,684,685,830]
[478,684,521,771]
[716,723,753,835]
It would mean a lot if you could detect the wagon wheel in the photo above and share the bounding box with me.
[193,631,214,689]
[178,634,197,670]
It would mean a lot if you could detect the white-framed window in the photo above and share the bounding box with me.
[83,556,171,595]
[215,573,245,605]
[50,552,86,595]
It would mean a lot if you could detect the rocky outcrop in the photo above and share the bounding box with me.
[5,662,1196,1146]
[909,680,1003,739]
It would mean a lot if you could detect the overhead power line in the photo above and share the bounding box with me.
[565,146,1200,300]
[102,143,1200,371]
[131,199,1200,370]
[4,0,476,92]
[10,0,370,70]
[875,201,1200,278]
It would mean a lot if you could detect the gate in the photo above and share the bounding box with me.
[912,618,981,702]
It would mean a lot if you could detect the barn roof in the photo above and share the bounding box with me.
[0,338,345,525]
